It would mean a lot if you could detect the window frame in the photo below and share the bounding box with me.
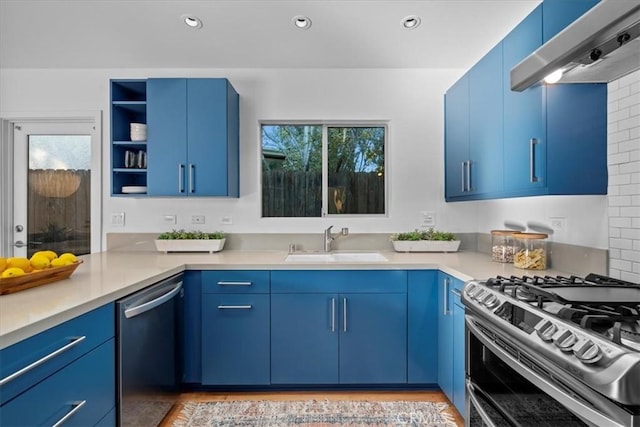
[260,120,389,218]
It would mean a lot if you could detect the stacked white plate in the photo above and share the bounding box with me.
[130,123,147,141]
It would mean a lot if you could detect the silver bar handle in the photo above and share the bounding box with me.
[52,400,87,427]
[466,381,499,427]
[443,277,451,316]
[178,164,185,193]
[530,138,539,183]
[0,336,86,386]
[189,163,195,193]
[217,281,252,286]
[217,305,252,309]
[343,298,347,332]
[331,298,336,332]
[466,160,472,191]
[124,282,182,319]
[461,161,466,192]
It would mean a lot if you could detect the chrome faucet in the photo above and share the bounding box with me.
[323,225,349,252]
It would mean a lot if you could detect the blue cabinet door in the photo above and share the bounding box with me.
[503,5,546,193]
[452,290,466,416]
[182,271,202,384]
[542,0,600,42]
[339,293,407,384]
[271,293,339,384]
[546,84,607,195]
[444,75,470,200]
[187,79,239,197]
[437,272,453,401]
[408,270,438,384]
[469,43,504,195]
[201,293,270,385]
[147,78,188,196]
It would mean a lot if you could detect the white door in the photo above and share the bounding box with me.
[12,120,100,258]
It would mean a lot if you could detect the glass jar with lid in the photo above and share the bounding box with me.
[491,230,517,263]
[513,232,548,270]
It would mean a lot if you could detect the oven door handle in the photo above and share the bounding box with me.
[466,379,514,427]
[466,316,628,427]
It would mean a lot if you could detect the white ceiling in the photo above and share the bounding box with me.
[0,0,540,69]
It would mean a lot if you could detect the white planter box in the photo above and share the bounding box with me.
[154,238,226,253]
[392,240,460,253]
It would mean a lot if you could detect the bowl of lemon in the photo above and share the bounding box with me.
[0,251,81,295]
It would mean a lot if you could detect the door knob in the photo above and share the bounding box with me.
[14,240,27,248]
[15,225,23,232]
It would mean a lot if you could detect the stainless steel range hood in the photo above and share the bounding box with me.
[511,0,640,92]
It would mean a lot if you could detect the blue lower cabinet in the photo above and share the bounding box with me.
[182,270,202,384]
[201,293,270,385]
[0,339,115,427]
[339,293,407,384]
[452,295,466,415]
[271,293,339,384]
[407,270,438,384]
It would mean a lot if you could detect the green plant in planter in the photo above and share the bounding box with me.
[391,227,457,241]
[157,229,225,240]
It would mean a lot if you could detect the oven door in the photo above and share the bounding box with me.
[465,314,633,427]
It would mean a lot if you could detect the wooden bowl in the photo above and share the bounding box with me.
[0,260,83,295]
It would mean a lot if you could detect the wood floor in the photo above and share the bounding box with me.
[159,390,464,426]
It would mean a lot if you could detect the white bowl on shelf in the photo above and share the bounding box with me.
[121,186,147,194]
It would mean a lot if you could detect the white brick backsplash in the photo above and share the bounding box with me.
[609,73,640,280]
[621,250,640,262]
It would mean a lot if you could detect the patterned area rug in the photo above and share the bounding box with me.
[172,400,456,426]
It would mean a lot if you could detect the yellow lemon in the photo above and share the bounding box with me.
[0,257,6,273]
[34,250,57,261]
[1,267,25,278]
[30,254,51,270]
[51,258,72,268]
[7,257,32,273]
[58,253,78,263]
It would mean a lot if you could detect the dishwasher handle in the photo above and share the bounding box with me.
[124,282,182,319]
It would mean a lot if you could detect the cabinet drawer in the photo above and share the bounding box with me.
[271,270,407,293]
[0,339,115,427]
[0,303,114,405]
[202,270,270,294]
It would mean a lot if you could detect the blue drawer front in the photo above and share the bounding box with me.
[0,339,115,427]
[271,270,407,293]
[201,270,270,294]
[0,303,114,405]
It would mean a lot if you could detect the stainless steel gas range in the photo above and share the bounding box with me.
[462,273,640,427]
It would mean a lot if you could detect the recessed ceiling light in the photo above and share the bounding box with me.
[401,15,421,30]
[292,15,312,30]
[181,14,203,29]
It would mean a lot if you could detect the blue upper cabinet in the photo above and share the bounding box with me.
[503,6,546,193]
[444,74,470,199]
[444,0,606,202]
[469,43,504,196]
[146,78,239,197]
[542,0,600,42]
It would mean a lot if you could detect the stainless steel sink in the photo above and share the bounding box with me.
[284,252,388,263]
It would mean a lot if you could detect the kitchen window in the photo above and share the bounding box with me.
[261,123,386,218]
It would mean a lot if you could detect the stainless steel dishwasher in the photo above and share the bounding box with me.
[116,273,183,427]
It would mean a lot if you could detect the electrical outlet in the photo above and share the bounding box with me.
[191,215,205,225]
[549,217,566,231]
[220,216,233,225]
[111,212,125,227]
[421,211,435,227]
[162,215,177,225]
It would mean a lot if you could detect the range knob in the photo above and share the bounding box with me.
[554,329,578,352]
[534,320,557,342]
[465,283,477,295]
[573,339,603,364]
[482,293,500,309]
[473,289,486,301]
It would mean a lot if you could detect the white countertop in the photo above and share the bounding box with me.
[0,249,569,350]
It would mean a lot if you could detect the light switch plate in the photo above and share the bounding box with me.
[111,212,125,227]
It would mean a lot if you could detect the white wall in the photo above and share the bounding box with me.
[0,67,609,250]
[607,69,640,281]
